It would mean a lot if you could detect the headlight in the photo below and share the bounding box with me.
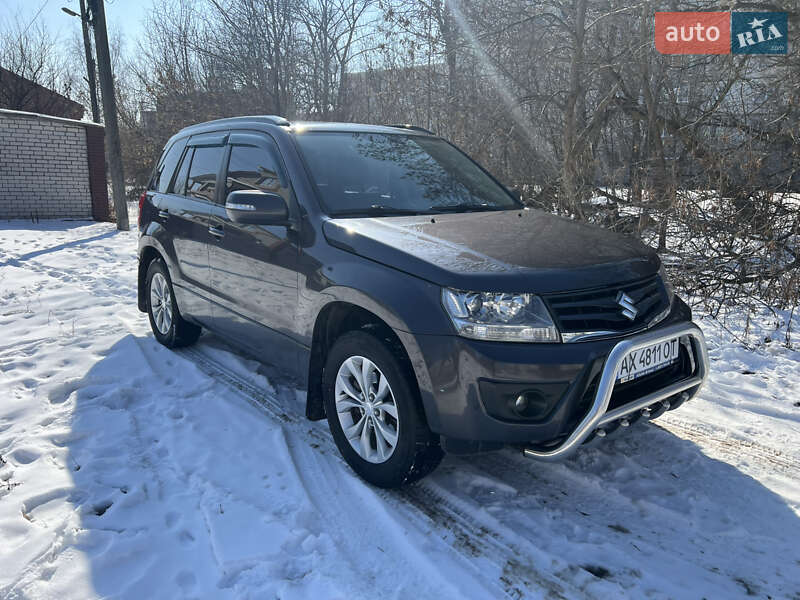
[441,289,560,342]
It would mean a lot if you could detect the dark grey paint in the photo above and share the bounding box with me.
[322,210,660,294]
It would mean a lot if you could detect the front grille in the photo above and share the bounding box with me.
[544,275,668,334]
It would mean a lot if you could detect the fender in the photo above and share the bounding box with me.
[297,241,452,343]
[297,245,453,431]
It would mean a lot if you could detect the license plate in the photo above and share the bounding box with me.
[616,338,680,383]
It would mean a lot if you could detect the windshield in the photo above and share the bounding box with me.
[294,132,520,216]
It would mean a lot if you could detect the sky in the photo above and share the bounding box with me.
[1,0,149,52]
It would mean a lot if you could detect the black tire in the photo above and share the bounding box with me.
[323,331,443,488]
[145,258,201,348]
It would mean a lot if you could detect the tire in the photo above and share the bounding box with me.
[145,258,201,348]
[323,331,443,488]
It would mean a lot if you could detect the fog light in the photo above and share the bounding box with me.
[510,391,551,419]
[480,381,566,423]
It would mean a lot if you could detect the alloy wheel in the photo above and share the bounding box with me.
[149,272,173,335]
[334,355,400,463]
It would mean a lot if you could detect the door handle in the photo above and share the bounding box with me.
[158,209,170,219]
[208,225,225,239]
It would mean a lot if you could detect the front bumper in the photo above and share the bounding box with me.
[522,321,707,460]
[406,300,708,458]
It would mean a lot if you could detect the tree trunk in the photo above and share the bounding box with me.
[560,0,588,216]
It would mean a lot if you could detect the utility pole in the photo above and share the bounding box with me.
[89,0,129,230]
[79,0,100,122]
[60,3,99,122]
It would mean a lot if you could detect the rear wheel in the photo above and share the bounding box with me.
[323,331,443,488]
[146,259,201,348]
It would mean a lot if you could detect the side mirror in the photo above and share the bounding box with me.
[225,190,289,225]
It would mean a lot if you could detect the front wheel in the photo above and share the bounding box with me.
[323,331,443,488]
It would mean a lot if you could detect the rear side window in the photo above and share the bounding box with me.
[170,148,193,195]
[151,138,187,192]
[186,146,225,202]
[225,145,287,198]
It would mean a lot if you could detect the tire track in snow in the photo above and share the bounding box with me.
[655,417,799,474]
[432,421,800,597]
[279,425,496,599]
[178,341,800,599]
[396,483,575,599]
[177,345,588,599]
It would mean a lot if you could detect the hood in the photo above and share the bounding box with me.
[322,209,660,294]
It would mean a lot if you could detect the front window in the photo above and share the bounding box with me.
[294,132,520,217]
[226,144,287,198]
[186,145,225,203]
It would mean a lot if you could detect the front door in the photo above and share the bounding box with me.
[207,132,301,373]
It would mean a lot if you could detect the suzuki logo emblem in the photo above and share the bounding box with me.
[616,291,639,321]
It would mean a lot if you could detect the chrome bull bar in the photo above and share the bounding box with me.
[523,322,709,461]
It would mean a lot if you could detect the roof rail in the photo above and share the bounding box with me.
[180,115,290,132]
[386,123,434,135]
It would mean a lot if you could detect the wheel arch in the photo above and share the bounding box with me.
[305,301,425,425]
[137,244,164,312]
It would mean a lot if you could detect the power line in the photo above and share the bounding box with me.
[20,0,51,36]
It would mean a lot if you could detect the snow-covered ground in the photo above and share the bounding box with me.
[0,219,798,599]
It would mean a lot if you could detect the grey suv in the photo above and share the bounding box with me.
[137,116,709,488]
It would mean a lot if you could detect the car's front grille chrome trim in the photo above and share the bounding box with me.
[522,322,709,461]
[545,275,669,336]
[560,300,672,343]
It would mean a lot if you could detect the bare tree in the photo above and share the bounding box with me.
[296,0,373,119]
[206,0,299,116]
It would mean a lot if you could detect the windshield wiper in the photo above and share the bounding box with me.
[430,203,508,213]
[330,205,427,217]
[330,203,511,217]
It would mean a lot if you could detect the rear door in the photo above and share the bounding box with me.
[153,132,227,324]
[207,131,301,372]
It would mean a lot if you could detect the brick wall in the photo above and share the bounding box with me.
[0,109,108,220]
